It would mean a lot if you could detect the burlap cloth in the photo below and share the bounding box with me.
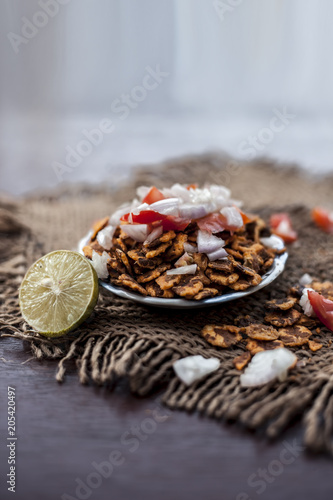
[2,155,333,456]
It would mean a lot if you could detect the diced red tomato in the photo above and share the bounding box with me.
[196,213,226,233]
[186,184,198,190]
[161,216,190,232]
[312,207,333,233]
[238,209,253,225]
[121,210,190,232]
[308,291,333,331]
[142,186,165,205]
[270,213,298,243]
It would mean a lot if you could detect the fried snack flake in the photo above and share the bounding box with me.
[173,277,204,298]
[244,324,279,341]
[233,352,251,370]
[308,340,323,352]
[265,296,298,311]
[155,272,182,290]
[82,245,93,259]
[202,325,242,348]
[145,281,174,298]
[278,325,312,347]
[145,242,172,259]
[137,263,171,283]
[114,274,147,295]
[145,230,176,248]
[265,308,301,327]
[166,233,188,260]
[311,280,333,301]
[193,288,219,300]
[246,339,284,355]
[208,259,234,272]
[205,268,240,286]
[115,248,132,275]
[91,216,109,240]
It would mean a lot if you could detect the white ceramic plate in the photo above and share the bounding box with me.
[78,233,288,309]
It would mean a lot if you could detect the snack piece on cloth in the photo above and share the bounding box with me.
[201,325,242,348]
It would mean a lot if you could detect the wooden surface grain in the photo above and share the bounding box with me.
[0,336,332,500]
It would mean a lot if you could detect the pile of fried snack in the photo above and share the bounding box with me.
[83,215,283,301]
[202,280,332,370]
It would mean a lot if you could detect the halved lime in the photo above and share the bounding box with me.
[19,250,99,337]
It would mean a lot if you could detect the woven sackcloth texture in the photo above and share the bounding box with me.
[2,155,333,456]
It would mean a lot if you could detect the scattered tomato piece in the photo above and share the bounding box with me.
[161,215,190,232]
[237,209,253,225]
[186,184,198,190]
[121,210,164,225]
[142,186,165,204]
[270,213,297,243]
[312,207,333,233]
[308,291,333,331]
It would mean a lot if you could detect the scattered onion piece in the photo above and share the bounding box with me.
[206,248,228,261]
[184,242,198,253]
[259,235,284,250]
[121,224,149,242]
[299,288,316,317]
[149,198,180,216]
[96,225,115,250]
[175,252,194,267]
[197,230,225,254]
[299,273,313,286]
[166,264,197,276]
[173,355,220,386]
[91,250,110,280]
[240,348,297,388]
[144,225,163,245]
[220,206,244,230]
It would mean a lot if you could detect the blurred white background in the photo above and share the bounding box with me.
[1,0,332,194]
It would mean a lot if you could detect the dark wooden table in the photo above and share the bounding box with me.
[0,336,331,500]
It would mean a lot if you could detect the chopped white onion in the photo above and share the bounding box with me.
[184,242,198,253]
[175,252,193,267]
[220,206,243,229]
[300,287,316,317]
[168,183,192,202]
[121,224,149,242]
[97,225,116,250]
[144,225,163,245]
[149,197,180,216]
[132,202,150,215]
[299,273,313,286]
[178,203,212,220]
[173,355,220,386]
[166,264,197,276]
[240,348,297,388]
[197,230,225,254]
[207,248,228,261]
[260,235,283,250]
[91,250,110,280]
